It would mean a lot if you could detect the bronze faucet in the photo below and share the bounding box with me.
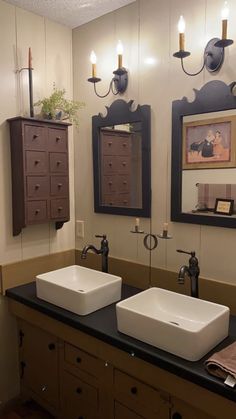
[81,234,109,273]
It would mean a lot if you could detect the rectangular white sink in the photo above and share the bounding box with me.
[116,287,230,361]
[36,265,122,316]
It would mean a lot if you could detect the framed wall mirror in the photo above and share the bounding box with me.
[92,99,151,217]
[171,80,236,228]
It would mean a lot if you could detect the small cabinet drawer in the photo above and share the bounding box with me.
[102,156,118,174]
[26,176,49,198]
[24,125,46,150]
[64,343,100,378]
[114,370,166,414]
[50,176,68,196]
[50,198,69,219]
[117,156,130,174]
[48,128,67,152]
[62,370,98,419]
[26,200,47,223]
[25,151,47,174]
[116,136,132,155]
[49,152,68,172]
[117,175,130,193]
[101,134,118,155]
[102,175,117,193]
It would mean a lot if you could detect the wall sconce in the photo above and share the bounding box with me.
[173,2,234,76]
[87,40,128,98]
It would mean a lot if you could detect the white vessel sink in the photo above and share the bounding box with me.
[116,287,229,361]
[36,265,122,316]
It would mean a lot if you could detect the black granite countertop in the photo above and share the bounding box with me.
[6,282,236,403]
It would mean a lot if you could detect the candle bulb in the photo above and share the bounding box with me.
[163,222,168,238]
[90,50,97,78]
[178,15,186,51]
[116,40,123,69]
[221,1,229,40]
[135,218,140,232]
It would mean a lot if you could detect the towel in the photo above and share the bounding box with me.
[205,342,236,385]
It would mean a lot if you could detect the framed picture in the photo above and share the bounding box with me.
[182,115,236,169]
[214,198,234,216]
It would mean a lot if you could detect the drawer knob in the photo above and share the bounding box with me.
[56,136,61,141]
[76,387,82,394]
[58,206,63,211]
[48,343,56,351]
[108,181,112,185]
[123,142,127,147]
[35,209,40,214]
[33,134,39,139]
[172,414,182,419]
[108,141,112,146]
[131,386,138,395]
[123,200,128,204]
[34,160,40,165]
[109,202,113,206]
[41,385,47,392]
[57,183,62,188]
[109,162,112,167]
[35,184,40,189]
[123,181,127,185]
[122,162,126,166]
[76,357,81,363]
[57,160,62,165]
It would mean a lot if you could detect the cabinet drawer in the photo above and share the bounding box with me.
[102,156,117,174]
[49,152,68,172]
[117,175,130,193]
[25,151,47,174]
[64,343,100,378]
[50,198,69,219]
[26,200,47,223]
[26,176,49,198]
[50,176,68,196]
[114,370,166,414]
[101,134,118,155]
[102,175,117,193]
[48,128,67,152]
[62,370,98,419]
[116,136,132,155]
[24,125,46,150]
[117,156,130,174]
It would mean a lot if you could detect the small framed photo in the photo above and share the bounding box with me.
[214,198,234,216]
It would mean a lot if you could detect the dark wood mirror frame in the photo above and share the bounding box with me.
[92,99,151,217]
[171,80,236,228]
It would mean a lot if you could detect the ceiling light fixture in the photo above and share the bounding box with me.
[87,41,128,98]
[173,2,234,76]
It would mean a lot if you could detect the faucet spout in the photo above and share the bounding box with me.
[177,250,200,298]
[81,235,109,273]
[81,244,100,259]
[178,265,189,284]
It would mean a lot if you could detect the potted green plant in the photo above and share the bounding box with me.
[34,86,84,127]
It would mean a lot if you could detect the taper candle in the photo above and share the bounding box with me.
[178,15,186,51]
[116,40,123,68]
[90,51,97,78]
[221,1,229,40]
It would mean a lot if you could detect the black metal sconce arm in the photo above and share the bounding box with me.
[88,67,128,98]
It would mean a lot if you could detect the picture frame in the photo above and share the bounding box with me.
[182,115,236,170]
[214,198,234,216]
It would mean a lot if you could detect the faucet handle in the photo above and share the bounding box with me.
[95,234,107,239]
[177,249,195,257]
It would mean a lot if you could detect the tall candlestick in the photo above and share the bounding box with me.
[178,16,186,51]
[28,47,34,117]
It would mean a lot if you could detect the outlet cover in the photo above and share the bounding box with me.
[76,220,84,238]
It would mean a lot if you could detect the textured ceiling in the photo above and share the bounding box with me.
[4,0,136,28]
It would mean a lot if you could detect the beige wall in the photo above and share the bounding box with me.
[0,0,74,404]
[73,0,236,285]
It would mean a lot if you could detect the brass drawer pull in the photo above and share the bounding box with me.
[131,386,138,395]
[35,209,40,214]
[76,387,82,394]
[35,184,40,189]
[76,356,82,363]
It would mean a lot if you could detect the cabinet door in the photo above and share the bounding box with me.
[171,398,215,419]
[19,321,59,409]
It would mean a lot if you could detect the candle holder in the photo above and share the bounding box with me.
[131,224,172,251]
[88,69,128,98]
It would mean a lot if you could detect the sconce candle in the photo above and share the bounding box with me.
[90,50,97,78]
[178,15,186,51]
[117,40,124,69]
[221,1,229,40]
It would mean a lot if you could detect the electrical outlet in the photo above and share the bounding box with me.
[76,220,84,238]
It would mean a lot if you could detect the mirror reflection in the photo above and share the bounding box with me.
[99,123,142,209]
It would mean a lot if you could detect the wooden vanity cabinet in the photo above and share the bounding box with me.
[7,117,71,235]
[10,302,235,419]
